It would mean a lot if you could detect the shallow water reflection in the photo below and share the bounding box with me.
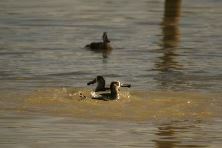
[0,111,221,148]
[154,0,185,90]
[154,121,206,148]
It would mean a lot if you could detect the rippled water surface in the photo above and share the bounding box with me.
[0,0,222,147]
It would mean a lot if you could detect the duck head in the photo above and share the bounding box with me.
[102,32,110,43]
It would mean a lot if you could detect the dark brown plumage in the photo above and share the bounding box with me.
[85,32,112,50]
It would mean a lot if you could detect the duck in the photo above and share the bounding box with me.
[91,81,121,101]
[87,75,108,92]
[85,32,112,58]
[85,32,112,50]
[87,75,131,92]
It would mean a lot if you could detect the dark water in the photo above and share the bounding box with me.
[0,0,222,147]
[0,0,221,91]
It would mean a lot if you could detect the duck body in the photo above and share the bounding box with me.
[87,75,109,92]
[87,75,131,92]
[85,32,112,58]
[91,81,120,101]
[85,42,112,50]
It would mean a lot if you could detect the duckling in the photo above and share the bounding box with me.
[87,75,131,92]
[91,81,121,101]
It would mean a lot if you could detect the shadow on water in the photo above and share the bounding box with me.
[153,121,207,148]
[154,124,180,148]
[154,0,185,90]
[86,47,112,59]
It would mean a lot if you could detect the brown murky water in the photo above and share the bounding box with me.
[0,0,222,147]
[1,88,222,148]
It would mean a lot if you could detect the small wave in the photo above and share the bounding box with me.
[0,51,33,56]
[46,71,89,77]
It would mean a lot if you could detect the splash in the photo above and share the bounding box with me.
[20,87,221,122]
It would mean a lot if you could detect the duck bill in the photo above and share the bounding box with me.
[120,83,131,88]
[87,78,96,85]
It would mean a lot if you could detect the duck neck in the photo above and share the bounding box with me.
[111,87,119,99]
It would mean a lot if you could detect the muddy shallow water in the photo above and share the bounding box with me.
[0,0,222,147]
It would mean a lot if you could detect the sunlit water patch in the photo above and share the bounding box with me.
[1,86,221,147]
[17,87,220,122]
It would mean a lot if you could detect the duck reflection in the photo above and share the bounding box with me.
[155,0,184,89]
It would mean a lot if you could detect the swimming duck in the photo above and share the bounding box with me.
[85,32,112,58]
[85,32,112,50]
[87,75,131,92]
[87,75,108,92]
[91,81,121,101]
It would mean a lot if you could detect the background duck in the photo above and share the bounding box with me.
[85,32,112,50]
[85,32,112,58]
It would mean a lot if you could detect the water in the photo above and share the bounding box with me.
[0,0,222,147]
[1,111,222,148]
